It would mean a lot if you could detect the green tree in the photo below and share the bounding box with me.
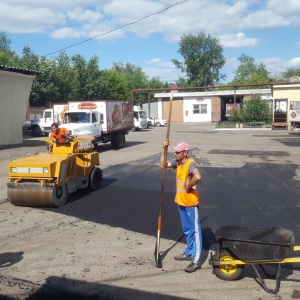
[147,76,168,89]
[0,49,11,65]
[29,57,60,106]
[231,54,269,85]
[99,69,128,100]
[0,32,11,51]
[85,56,103,99]
[172,32,226,86]
[237,95,272,123]
[0,32,18,65]
[20,45,46,106]
[20,45,40,69]
[1,33,173,107]
[174,77,189,87]
[281,68,300,79]
[71,54,89,99]
[112,62,149,99]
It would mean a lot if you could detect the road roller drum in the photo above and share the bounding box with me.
[7,136,102,207]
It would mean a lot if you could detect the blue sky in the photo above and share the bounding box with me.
[1,0,300,83]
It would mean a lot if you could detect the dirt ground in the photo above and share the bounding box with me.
[1,124,300,300]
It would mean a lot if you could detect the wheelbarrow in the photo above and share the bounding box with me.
[209,225,300,294]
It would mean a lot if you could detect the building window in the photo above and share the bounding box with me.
[193,104,207,114]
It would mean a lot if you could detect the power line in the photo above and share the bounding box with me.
[44,0,188,57]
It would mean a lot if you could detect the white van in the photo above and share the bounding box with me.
[133,105,148,131]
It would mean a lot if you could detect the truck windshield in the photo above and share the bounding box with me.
[139,111,147,118]
[64,112,90,123]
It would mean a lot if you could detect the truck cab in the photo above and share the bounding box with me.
[30,108,55,136]
[62,110,103,138]
[133,106,148,131]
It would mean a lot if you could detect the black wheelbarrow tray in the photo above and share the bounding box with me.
[209,225,300,294]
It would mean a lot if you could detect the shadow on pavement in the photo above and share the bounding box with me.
[0,275,190,300]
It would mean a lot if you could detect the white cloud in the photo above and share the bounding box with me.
[143,66,182,82]
[288,57,300,66]
[220,33,258,48]
[2,0,300,82]
[260,57,300,75]
[50,27,82,39]
[267,0,300,17]
[146,58,162,65]
[0,2,66,33]
[0,0,298,43]
[0,0,293,43]
[67,8,103,25]
[145,58,174,68]
[241,9,290,29]
[142,57,183,82]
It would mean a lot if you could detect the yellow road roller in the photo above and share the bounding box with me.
[7,136,102,207]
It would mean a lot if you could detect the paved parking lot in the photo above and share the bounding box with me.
[0,123,300,299]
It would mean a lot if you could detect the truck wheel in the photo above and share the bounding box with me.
[89,167,102,191]
[212,249,244,281]
[156,122,161,127]
[111,132,125,149]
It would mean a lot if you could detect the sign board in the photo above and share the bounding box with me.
[289,101,300,122]
[226,103,240,116]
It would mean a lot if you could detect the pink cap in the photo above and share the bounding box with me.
[173,142,190,152]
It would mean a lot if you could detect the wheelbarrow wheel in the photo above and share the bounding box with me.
[212,249,244,281]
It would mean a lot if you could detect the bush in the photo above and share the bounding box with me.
[227,94,272,123]
[227,107,241,122]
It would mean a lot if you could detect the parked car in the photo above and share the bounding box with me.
[147,116,167,127]
[147,119,152,128]
[22,121,31,130]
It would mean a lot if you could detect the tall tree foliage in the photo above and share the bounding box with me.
[112,62,148,100]
[0,32,18,66]
[0,32,178,107]
[33,57,61,106]
[53,52,74,102]
[99,69,128,100]
[19,46,60,106]
[231,54,269,85]
[172,32,226,86]
[0,32,11,51]
[281,68,300,79]
[111,62,168,105]
[85,56,103,99]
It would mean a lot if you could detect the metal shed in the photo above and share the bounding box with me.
[0,65,40,146]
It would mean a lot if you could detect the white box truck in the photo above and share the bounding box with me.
[61,100,134,149]
[133,105,148,130]
[32,100,134,149]
[30,103,68,136]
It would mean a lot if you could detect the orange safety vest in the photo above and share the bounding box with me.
[175,158,199,206]
[50,128,69,143]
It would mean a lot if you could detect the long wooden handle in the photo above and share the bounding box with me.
[155,91,173,267]
[158,91,173,227]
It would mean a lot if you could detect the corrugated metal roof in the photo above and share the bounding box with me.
[0,65,41,75]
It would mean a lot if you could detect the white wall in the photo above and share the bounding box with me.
[0,71,35,146]
[183,97,212,122]
[142,102,158,117]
